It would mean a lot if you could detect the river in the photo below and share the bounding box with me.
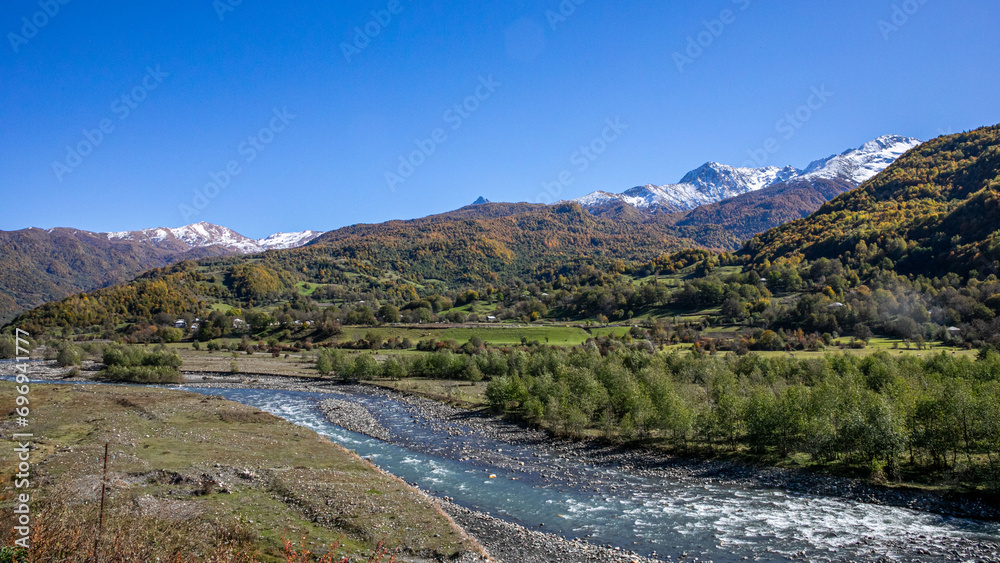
[170,384,1000,562]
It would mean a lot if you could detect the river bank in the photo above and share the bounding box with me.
[164,370,1000,523]
[7,363,1000,562]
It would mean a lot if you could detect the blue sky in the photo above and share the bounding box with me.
[2,1,998,238]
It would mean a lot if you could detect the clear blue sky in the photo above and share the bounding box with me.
[2,1,998,238]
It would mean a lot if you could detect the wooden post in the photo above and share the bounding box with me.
[94,441,109,562]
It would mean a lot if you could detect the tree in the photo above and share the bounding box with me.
[382,358,407,380]
[247,311,272,332]
[854,323,873,342]
[364,331,384,350]
[160,326,183,343]
[351,354,379,381]
[56,343,83,367]
[0,335,16,359]
[378,304,401,323]
[345,306,377,326]
[316,353,333,375]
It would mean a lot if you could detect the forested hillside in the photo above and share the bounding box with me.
[5,203,699,334]
[747,125,1000,278]
[8,126,1000,355]
[0,228,232,323]
[299,201,692,286]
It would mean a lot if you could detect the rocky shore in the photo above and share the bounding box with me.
[387,386,1000,523]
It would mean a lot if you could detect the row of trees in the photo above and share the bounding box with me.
[481,348,1000,486]
[310,339,1000,486]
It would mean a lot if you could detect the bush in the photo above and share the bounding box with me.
[99,365,183,384]
[99,345,182,383]
[160,326,183,343]
[0,335,17,359]
[56,343,84,367]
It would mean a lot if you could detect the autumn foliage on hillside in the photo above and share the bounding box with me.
[747,125,1000,278]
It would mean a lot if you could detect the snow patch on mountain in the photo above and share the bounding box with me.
[571,135,922,212]
[104,222,322,254]
[256,230,323,250]
[573,164,801,212]
[799,134,922,184]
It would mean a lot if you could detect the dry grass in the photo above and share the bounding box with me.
[0,383,482,562]
[176,348,319,377]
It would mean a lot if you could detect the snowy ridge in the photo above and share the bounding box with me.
[256,230,323,250]
[104,222,322,254]
[572,164,800,213]
[571,135,922,212]
[799,135,922,184]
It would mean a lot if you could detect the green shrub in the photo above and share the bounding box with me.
[99,365,183,384]
[56,343,84,367]
[160,326,183,343]
[0,335,18,359]
[0,546,27,563]
[99,345,183,383]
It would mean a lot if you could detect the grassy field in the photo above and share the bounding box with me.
[340,326,437,343]
[755,338,978,359]
[441,325,592,346]
[0,383,481,562]
[587,326,631,338]
[295,281,330,296]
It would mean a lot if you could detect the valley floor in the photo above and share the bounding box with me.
[4,361,1000,562]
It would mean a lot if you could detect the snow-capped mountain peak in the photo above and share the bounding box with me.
[799,135,922,184]
[104,222,322,254]
[570,135,922,212]
[678,163,800,199]
[572,163,800,213]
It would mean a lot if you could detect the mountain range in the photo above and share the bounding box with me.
[104,222,322,254]
[571,135,922,212]
[0,134,922,323]
[747,125,1000,278]
[9,124,1000,335]
[0,223,320,323]
[12,124,999,338]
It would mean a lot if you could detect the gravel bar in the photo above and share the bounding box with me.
[318,397,391,441]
